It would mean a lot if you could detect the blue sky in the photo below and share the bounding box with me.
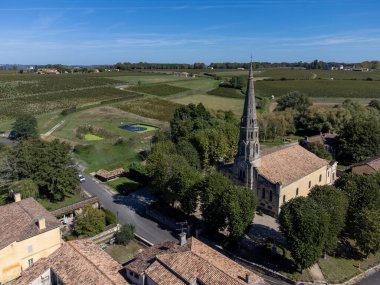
[0,0,379,64]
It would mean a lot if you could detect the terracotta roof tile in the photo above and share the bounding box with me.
[0,198,61,250]
[126,238,266,285]
[258,144,329,186]
[16,239,129,285]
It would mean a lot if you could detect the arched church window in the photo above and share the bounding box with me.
[262,188,265,199]
[255,144,259,154]
[269,191,273,202]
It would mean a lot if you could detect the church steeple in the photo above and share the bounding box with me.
[233,62,260,189]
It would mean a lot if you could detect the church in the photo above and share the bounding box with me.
[233,64,337,217]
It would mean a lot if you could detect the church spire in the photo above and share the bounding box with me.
[233,60,261,189]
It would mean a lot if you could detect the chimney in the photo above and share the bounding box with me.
[14,192,21,202]
[246,273,252,284]
[37,216,46,230]
[179,232,187,246]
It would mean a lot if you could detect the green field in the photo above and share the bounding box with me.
[128,83,190,96]
[207,86,245,98]
[104,241,143,264]
[84,133,103,141]
[116,97,181,122]
[130,124,159,133]
[171,94,244,116]
[37,194,83,211]
[106,176,140,194]
[110,74,186,85]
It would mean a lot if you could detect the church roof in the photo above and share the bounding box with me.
[257,144,329,186]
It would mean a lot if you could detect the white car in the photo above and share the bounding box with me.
[79,174,86,183]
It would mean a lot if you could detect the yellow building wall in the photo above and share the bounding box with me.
[279,166,332,209]
[0,228,62,284]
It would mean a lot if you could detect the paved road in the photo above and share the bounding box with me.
[81,174,176,244]
[0,138,15,145]
[356,271,380,285]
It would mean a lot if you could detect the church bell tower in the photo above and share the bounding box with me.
[233,62,260,189]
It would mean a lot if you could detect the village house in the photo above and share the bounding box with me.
[14,239,129,285]
[0,195,62,284]
[350,155,380,176]
[301,131,338,158]
[125,234,266,285]
[232,64,337,217]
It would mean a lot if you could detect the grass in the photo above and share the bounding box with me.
[319,251,380,283]
[37,194,83,211]
[171,94,244,117]
[207,87,245,99]
[106,176,140,195]
[104,240,142,264]
[128,83,190,96]
[110,74,185,85]
[84,133,103,141]
[116,97,181,121]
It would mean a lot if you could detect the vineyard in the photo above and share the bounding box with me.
[128,83,190,96]
[116,97,181,121]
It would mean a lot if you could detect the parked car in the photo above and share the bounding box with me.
[79,174,86,183]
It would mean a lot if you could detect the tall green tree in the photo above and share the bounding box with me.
[75,206,106,237]
[6,139,78,201]
[304,142,332,160]
[276,91,312,112]
[352,208,380,256]
[11,115,38,139]
[279,197,329,270]
[338,115,380,163]
[115,224,135,245]
[309,185,348,252]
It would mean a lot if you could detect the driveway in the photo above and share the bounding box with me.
[80,174,176,244]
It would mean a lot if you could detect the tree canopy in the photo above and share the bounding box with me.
[279,197,329,270]
[11,115,38,139]
[75,206,106,237]
[6,139,78,201]
[276,91,312,112]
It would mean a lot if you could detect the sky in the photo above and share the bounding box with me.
[0,0,379,64]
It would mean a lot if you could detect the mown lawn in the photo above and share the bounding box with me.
[104,240,143,264]
[319,251,380,283]
[106,177,140,195]
[37,194,83,211]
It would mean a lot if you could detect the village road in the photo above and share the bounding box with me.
[81,174,176,244]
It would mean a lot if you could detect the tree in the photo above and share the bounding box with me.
[352,208,380,256]
[11,115,38,139]
[276,91,312,112]
[115,224,135,245]
[309,186,348,252]
[102,208,117,225]
[176,140,201,169]
[11,179,39,199]
[279,197,329,270]
[338,116,380,163]
[304,142,332,160]
[199,172,257,240]
[224,185,257,240]
[368,99,380,111]
[75,206,106,237]
[6,139,78,201]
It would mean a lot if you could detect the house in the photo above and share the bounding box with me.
[301,132,338,157]
[15,239,129,285]
[233,64,337,217]
[351,155,380,176]
[0,195,62,284]
[125,235,266,285]
[95,168,125,181]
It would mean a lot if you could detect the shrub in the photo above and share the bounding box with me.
[75,206,106,237]
[102,208,117,225]
[115,224,135,245]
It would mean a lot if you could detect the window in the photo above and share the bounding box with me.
[256,144,259,154]
[262,188,265,199]
[28,258,33,267]
[328,172,330,177]
[296,188,299,196]
[269,191,273,202]
[27,245,33,253]
[283,195,286,203]
[319,174,322,182]
[309,181,311,188]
